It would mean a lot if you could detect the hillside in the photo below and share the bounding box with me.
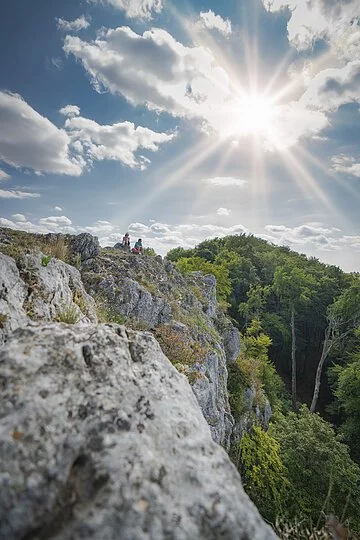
[1,227,360,538]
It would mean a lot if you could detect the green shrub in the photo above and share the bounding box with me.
[175,256,231,303]
[41,255,52,267]
[232,425,289,522]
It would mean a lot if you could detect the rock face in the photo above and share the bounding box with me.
[68,232,101,262]
[81,251,240,448]
[0,254,28,347]
[0,324,276,540]
[0,251,97,346]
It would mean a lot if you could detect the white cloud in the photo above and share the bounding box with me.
[300,61,360,113]
[39,216,72,226]
[264,222,341,251]
[56,15,90,32]
[11,213,27,222]
[63,28,234,124]
[89,0,163,19]
[65,116,175,169]
[196,10,232,36]
[63,26,333,148]
[204,177,247,187]
[59,105,81,117]
[54,206,63,212]
[0,169,11,180]
[0,189,40,199]
[331,154,360,177]
[264,0,360,59]
[217,207,231,216]
[0,91,84,176]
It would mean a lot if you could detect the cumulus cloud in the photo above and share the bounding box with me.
[56,15,90,32]
[0,91,84,176]
[263,0,360,59]
[54,206,63,212]
[63,26,334,147]
[264,222,341,251]
[0,189,40,199]
[89,0,163,19]
[331,154,360,177]
[63,27,234,124]
[0,169,11,180]
[11,213,27,222]
[196,10,232,36]
[300,61,360,112]
[39,216,72,226]
[204,177,247,187]
[65,116,175,169]
[217,207,231,216]
[0,91,173,175]
[59,105,81,117]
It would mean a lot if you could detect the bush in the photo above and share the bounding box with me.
[175,256,231,303]
[269,405,360,533]
[231,425,289,522]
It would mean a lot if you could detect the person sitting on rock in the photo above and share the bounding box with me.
[132,238,143,254]
[122,232,131,251]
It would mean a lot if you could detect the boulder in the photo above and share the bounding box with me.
[69,232,100,261]
[16,252,97,325]
[0,324,277,540]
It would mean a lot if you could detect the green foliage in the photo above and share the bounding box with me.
[175,256,231,303]
[273,263,317,311]
[269,406,360,533]
[240,320,285,410]
[166,246,194,262]
[233,426,289,522]
[143,247,157,257]
[331,332,360,462]
[56,304,79,324]
[41,255,52,267]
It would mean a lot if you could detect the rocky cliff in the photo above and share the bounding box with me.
[0,228,276,539]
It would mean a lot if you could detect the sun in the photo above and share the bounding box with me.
[232,94,276,137]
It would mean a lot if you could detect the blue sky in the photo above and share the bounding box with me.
[1,0,360,271]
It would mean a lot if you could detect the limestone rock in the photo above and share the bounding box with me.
[68,232,100,261]
[0,254,29,346]
[0,324,276,540]
[17,252,97,324]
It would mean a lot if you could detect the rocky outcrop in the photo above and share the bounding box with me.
[68,232,100,261]
[0,251,97,346]
[0,324,276,540]
[80,250,240,448]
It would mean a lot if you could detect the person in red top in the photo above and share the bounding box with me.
[122,232,131,251]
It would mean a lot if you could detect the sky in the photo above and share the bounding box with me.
[0,0,360,271]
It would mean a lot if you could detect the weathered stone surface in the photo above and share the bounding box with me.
[68,232,100,261]
[0,324,277,540]
[81,251,240,448]
[222,323,241,364]
[17,252,97,324]
[0,254,29,346]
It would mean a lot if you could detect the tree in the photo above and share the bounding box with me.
[269,406,360,532]
[310,278,360,413]
[330,330,360,462]
[273,264,316,410]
